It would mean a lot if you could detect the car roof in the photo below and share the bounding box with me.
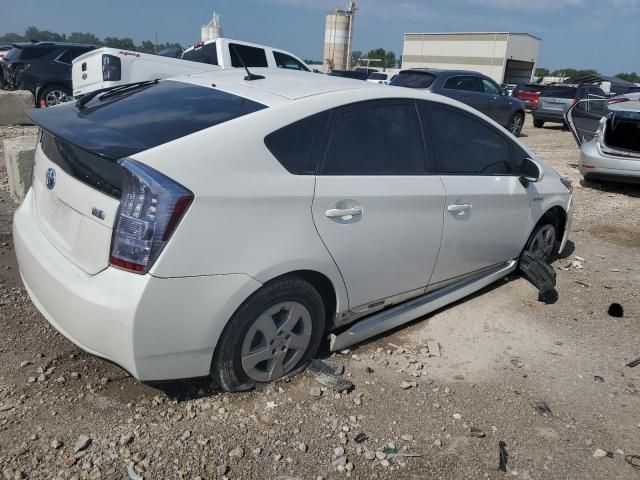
[179,68,378,102]
[13,41,95,49]
[401,68,486,76]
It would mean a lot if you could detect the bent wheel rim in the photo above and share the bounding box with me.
[241,301,312,382]
[527,224,556,259]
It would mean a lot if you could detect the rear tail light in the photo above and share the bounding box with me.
[110,159,193,274]
[608,97,629,105]
[532,98,538,110]
[102,54,121,81]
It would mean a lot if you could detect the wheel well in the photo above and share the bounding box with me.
[273,270,337,331]
[37,83,71,101]
[538,206,566,243]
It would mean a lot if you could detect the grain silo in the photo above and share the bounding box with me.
[201,12,222,42]
[323,1,357,72]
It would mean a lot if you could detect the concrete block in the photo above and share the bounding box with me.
[0,91,35,126]
[3,135,37,203]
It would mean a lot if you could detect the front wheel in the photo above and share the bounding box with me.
[211,276,326,392]
[507,112,524,137]
[524,222,557,263]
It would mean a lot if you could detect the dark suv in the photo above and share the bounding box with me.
[532,84,606,128]
[390,69,526,136]
[1,42,96,106]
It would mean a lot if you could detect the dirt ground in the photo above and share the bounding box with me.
[0,118,639,480]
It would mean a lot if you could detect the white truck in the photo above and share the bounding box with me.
[72,38,312,97]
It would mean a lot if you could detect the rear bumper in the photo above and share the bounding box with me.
[13,189,262,380]
[532,111,565,123]
[579,142,640,182]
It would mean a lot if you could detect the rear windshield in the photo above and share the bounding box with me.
[390,72,436,89]
[368,73,387,80]
[183,43,218,65]
[28,80,267,197]
[520,84,543,92]
[4,46,56,61]
[541,86,577,99]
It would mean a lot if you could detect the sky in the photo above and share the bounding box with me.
[1,0,639,73]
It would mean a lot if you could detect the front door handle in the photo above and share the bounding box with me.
[326,207,363,218]
[447,204,472,212]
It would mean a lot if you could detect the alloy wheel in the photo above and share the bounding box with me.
[44,89,69,107]
[240,301,313,382]
[509,113,524,136]
[527,224,556,260]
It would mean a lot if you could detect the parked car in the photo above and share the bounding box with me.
[17,69,572,391]
[512,83,544,109]
[1,42,96,106]
[532,83,606,128]
[390,69,527,136]
[73,38,311,97]
[328,69,369,80]
[182,38,310,72]
[565,93,640,183]
[502,83,517,96]
[366,72,391,84]
[354,67,379,76]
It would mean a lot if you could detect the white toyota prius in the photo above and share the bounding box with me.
[15,69,573,391]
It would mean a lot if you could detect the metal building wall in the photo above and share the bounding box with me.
[401,33,539,84]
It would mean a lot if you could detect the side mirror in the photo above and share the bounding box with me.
[520,157,544,187]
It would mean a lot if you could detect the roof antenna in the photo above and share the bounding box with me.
[231,43,265,81]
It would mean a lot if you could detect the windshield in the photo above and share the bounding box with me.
[520,84,543,92]
[541,86,577,99]
[390,72,437,89]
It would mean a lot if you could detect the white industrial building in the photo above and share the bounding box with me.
[401,32,540,85]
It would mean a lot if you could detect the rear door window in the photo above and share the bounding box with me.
[264,111,331,174]
[230,44,268,68]
[389,72,436,89]
[541,86,577,99]
[273,51,309,71]
[8,46,56,61]
[183,42,218,65]
[321,101,427,175]
[55,50,72,64]
[482,78,502,95]
[419,102,514,175]
[444,75,484,93]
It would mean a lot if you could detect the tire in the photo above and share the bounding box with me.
[507,112,524,137]
[211,276,326,392]
[38,85,72,107]
[523,220,558,263]
[533,119,544,128]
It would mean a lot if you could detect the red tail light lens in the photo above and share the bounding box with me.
[532,99,538,110]
[110,159,193,274]
[102,54,121,81]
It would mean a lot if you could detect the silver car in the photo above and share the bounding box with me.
[533,84,606,128]
[565,93,640,183]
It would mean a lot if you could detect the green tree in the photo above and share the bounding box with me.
[551,68,598,78]
[139,40,156,54]
[615,72,640,83]
[350,50,363,67]
[103,37,136,51]
[67,32,100,45]
[534,67,549,78]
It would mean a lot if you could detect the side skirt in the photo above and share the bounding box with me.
[329,259,518,352]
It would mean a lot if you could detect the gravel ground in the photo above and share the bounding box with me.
[0,117,639,480]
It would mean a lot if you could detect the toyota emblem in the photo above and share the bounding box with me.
[45,168,56,190]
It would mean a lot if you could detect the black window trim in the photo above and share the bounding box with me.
[53,49,71,65]
[318,98,430,176]
[418,100,524,177]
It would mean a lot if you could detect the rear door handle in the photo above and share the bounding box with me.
[447,204,472,212]
[325,207,363,218]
